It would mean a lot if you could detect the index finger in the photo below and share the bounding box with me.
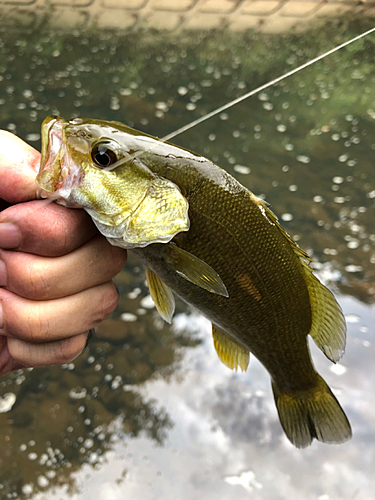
[0,200,98,256]
[0,131,40,203]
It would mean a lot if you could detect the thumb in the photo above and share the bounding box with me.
[0,131,40,204]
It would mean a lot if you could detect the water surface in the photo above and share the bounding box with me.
[0,18,374,500]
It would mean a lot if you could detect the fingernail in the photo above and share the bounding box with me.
[0,223,21,249]
[0,260,6,287]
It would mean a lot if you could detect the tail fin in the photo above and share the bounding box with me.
[272,375,352,448]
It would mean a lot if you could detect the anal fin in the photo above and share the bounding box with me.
[145,267,175,323]
[212,324,249,372]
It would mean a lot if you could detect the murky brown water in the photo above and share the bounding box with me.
[0,17,374,500]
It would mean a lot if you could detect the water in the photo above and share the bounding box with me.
[0,17,375,499]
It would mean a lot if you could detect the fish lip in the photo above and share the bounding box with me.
[37,115,67,194]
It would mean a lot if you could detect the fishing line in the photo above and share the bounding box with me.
[106,26,375,169]
[161,27,375,143]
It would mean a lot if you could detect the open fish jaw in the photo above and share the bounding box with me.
[36,116,190,247]
[37,116,86,206]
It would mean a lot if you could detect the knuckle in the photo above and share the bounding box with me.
[45,221,70,255]
[55,333,88,364]
[24,308,50,342]
[7,333,88,367]
[12,259,50,300]
[38,206,79,255]
[111,248,127,275]
[96,238,126,279]
[5,300,49,342]
[27,264,50,300]
[96,281,119,322]
[6,338,31,366]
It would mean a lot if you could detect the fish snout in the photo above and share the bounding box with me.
[37,116,67,194]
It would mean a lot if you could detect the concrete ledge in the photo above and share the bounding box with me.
[279,1,324,17]
[94,9,137,28]
[241,1,283,16]
[0,0,373,32]
[197,0,239,14]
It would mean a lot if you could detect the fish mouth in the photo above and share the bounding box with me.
[36,115,70,196]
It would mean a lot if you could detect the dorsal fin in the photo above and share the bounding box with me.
[251,193,311,260]
[301,263,346,362]
[251,192,346,362]
[212,324,250,372]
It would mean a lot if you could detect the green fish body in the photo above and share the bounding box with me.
[36,116,352,448]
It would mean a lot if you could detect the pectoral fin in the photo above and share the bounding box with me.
[212,324,250,372]
[145,267,175,323]
[165,243,229,297]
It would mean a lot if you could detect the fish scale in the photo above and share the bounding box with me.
[135,159,314,389]
[36,115,351,448]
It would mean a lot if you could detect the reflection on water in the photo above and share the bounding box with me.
[0,16,374,500]
[17,304,373,500]
[0,256,201,497]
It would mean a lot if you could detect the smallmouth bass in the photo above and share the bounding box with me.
[36,115,352,448]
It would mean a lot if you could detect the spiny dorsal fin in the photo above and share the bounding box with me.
[145,267,175,323]
[250,193,279,225]
[301,263,346,363]
[165,243,229,297]
[250,193,312,262]
[212,324,250,372]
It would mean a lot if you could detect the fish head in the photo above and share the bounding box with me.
[36,116,190,248]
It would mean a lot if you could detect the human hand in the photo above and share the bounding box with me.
[0,131,127,376]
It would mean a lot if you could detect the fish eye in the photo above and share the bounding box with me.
[91,142,119,168]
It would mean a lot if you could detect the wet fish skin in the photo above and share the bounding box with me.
[36,116,352,448]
